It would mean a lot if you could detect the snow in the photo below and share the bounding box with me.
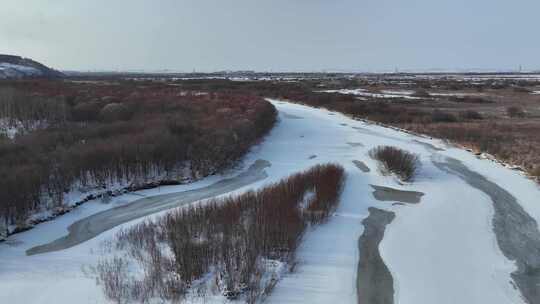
[380,163,521,304]
[0,63,42,78]
[319,88,422,100]
[2,100,540,303]
[265,169,368,304]
[3,161,195,236]
[459,74,540,81]
[0,119,20,139]
[429,92,485,97]
[380,89,415,95]
[0,174,248,304]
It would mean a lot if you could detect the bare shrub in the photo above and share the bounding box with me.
[532,167,540,179]
[96,257,131,304]
[431,110,458,123]
[459,110,483,120]
[507,106,525,118]
[97,163,345,302]
[412,89,430,98]
[71,100,102,121]
[99,102,133,122]
[0,81,277,232]
[449,96,494,104]
[513,87,531,93]
[370,146,419,181]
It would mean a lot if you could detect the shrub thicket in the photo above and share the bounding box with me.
[459,110,484,120]
[431,110,458,123]
[507,106,525,118]
[449,96,494,104]
[370,146,419,181]
[97,164,345,303]
[0,81,276,229]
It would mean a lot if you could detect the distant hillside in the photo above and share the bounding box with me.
[0,54,64,79]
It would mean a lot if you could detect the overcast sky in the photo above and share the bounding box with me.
[1,0,539,72]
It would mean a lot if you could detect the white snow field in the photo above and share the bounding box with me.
[1,99,540,304]
[319,89,422,100]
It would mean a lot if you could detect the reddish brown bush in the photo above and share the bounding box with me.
[507,106,525,118]
[0,81,276,229]
[431,110,458,123]
[449,96,494,104]
[412,89,430,98]
[370,146,419,181]
[98,164,345,303]
[460,110,483,120]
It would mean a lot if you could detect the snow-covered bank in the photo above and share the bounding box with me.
[26,159,271,256]
[2,100,540,304]
[2,167,194,241]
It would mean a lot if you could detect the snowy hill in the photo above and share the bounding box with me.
[0,55,63,79]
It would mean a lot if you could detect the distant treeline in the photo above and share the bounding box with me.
[0,80,276,228]
[151,78,486,124]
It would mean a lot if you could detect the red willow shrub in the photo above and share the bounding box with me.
[97,164,345,303]
[0,80,276,230]
[370,146,419,181]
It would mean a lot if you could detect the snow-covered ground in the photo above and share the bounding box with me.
[322,88,490,99]
[0,118,20,139]
[0,63,42,79]
[1,100,540,304]
[319,88,422,100]
[380,89,415,96]
[429,92,485,97]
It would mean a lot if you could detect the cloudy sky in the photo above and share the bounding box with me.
[1,0,539,72]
